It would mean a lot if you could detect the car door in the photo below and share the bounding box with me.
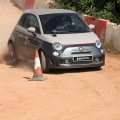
[22,14,42,60]
[15,14,28,60]
[15,14,41,61]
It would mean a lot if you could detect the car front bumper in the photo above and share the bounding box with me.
[47,54,105,69]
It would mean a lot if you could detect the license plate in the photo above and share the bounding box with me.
[73,56,92,62]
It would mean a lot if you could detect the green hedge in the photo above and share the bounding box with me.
[54,0,120,24]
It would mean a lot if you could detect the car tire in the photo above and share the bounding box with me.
[40,51,49,73]
[8,43,18,65]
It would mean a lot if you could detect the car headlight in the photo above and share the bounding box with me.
[52,42,62,50]
[96,40,101,48]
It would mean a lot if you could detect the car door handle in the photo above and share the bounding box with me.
[25,36,28,40]
[19,34,24,38]
[26,39,30,43]
[17,33,23,38]
[25,38,30,44]
[25,37,30,43]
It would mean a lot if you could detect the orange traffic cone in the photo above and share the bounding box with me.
[30,49,47,81]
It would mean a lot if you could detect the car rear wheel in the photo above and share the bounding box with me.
[8,43,18,65]
[40,51,49,73]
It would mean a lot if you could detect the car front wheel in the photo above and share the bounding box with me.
[40,51,49,73]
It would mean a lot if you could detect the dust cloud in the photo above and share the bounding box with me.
[0,14,11,63]
[0,0,34,72]
[0,0,22,63]
[0,33,8,63]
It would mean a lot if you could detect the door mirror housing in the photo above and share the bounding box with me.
[89,24,95,30]
[27,27,36,37]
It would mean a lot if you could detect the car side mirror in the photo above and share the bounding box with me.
[88,24,95,30]
[27,27,36,37]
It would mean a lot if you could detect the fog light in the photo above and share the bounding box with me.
[95,58,99,62]
[101,49,104,54]
[65,59,70,64]
[53,52,59,56]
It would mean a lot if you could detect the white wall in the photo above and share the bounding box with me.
[105,22,120,52]
[33,0,46,9]
[114,25,120,52]
[13,0,54,10]
[14,0,25,10]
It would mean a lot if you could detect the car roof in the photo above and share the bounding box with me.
[24,9,76,15]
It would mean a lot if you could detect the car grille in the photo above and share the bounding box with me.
[59,57,103,64]
[71,51,91,54]
[63,46,93,55]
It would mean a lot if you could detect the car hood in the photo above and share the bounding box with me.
[42,32,99,45]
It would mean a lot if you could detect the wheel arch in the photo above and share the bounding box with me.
[8,40,14,46]
[38,48,49,73]
[8,33,16,46]
[38,48,46,57]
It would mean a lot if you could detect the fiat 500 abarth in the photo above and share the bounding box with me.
[8,9,105,73]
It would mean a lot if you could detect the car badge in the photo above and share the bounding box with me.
[79,47,84,52]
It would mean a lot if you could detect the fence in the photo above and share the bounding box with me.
[105,23,120,52]
[13,0,53,10]
[82,14,120,52]
[82,14,110,44]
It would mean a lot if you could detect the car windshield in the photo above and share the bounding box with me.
[39,13,91,34]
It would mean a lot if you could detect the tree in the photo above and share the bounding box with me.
[54,0,81,12]
[53,0,120,23]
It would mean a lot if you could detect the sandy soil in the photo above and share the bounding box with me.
[0,0,22,62]
[0,0,120,120]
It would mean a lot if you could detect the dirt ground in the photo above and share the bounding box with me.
[0,0,120,120]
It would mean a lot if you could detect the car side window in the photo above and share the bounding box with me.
[24,14,40,34]
[18,14,28,27]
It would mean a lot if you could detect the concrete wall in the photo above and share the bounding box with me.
[33,0,46,9]
[13,0,54,10]
[114,25,120,52]
[14,0,25,10]
[105,23,120,52]
[34,0,54,9]
[82,14,120,52]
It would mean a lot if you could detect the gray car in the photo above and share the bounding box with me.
[8,9,105,73]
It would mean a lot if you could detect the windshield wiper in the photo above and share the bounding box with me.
[56,30,70,34]
[51,29,70,36]
[68,30,88,33]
